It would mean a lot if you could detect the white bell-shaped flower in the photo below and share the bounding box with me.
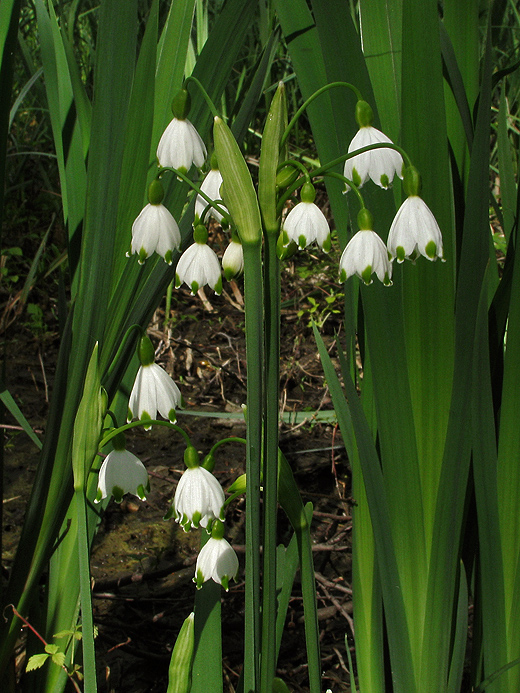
[387,196,444,262]
[95,436,149,504]
[343,100,403,191]
[282,182,331,251]
[339,208,392,286]
[195,168,228,224]
[169,447,225,531]
[222,238,244,280]
[194,521,239,591]
[175,225,222,295]
[128,334,182,429]
[129,179,181,264]
[157,118,207,173]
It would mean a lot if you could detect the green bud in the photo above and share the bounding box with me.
[167,612,195,693]
[137,334,155,366]
[403,165,422,197]
[211,519,225,540]
[213,116,262,245]
[355,99,374,128]
[202,453,215,472]
[275,164,299,191]
[171,89,191,121]
[112,432,126,451]
[193,224,208,244]
[357,207,374,230]
[272,677,292,693]
[259,81,287,235]
[227,473,247,494]
[184,446,200,469]
[300,181,316,204]
[148,179,164,205]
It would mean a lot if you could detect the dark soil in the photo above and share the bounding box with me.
[2,244,355,692]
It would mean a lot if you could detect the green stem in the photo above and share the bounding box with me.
[184,76,220,118]
[75,489,97,693]
[208,437,247,457]
[260,228,281,689]
[98,419,191,449]
[158,167,231,224]
[242,241,264,693]
[323,170,366,209]
[280,81,363,149]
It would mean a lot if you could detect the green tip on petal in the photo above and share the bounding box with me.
[361,265,373,285]
[221,575,230,592]
[168,408,177,423]
[175,273,181,289]
[224,267,235,281]
[380,173,390,189]
[95,488,103,504]
[351,168,362,188]
[138,248,148,264]
[339,268,347,283]
[214,276,223,295]
[321,235,331,254]
[425,240,437,259]
[195,569,204,589]
[164,249,173,265]
[383,273,393,286]
[396,246,406,263]
[298,234,306,249]
[190,281,199,295]
[136,484,147,501]
[112,485,124,503]
[192,511,202,529]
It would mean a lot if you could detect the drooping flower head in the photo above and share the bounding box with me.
[222,232,244,280]
[282,181,331,252]
[194,519,239,591]
[343,100,403,191]
[175,225,222,295]
[128,334,182,429]
[129,179,181,265]
[156,89,207,173]
[339,208,392,286]
[387,166,444,262]
[195,154,228,224]
[95,433,149,504]
[166,445,225,531]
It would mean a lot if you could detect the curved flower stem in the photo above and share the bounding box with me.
[98,419,191,449]
[323,170,366,210]
[277,158,311,182]
[184,76,220,119]
[312,141,413,176]
[208,436,247,457]
[280,81,363,149]
[158,167,232,225]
